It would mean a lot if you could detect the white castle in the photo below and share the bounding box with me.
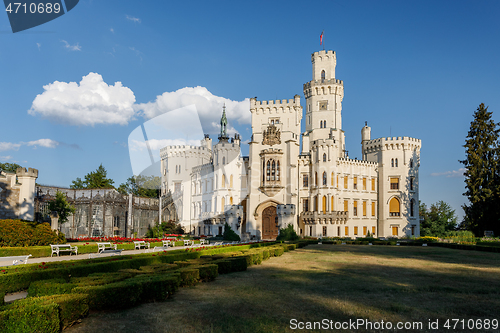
[160,50,421,240]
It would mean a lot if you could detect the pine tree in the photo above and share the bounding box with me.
[70,164,115,189]
[459,103,500,236]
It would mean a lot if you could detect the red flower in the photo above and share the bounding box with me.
[1,270,5,273]
[42,262,46,265]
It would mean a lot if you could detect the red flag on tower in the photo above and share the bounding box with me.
[320,30,324,45]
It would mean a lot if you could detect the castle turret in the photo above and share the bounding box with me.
[16,167,39,221]
[361,122,371,160]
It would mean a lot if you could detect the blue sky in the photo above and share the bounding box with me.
[1,0,499,220]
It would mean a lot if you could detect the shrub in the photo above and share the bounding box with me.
[178,268,200,287]
[222,223,241,242]
[0,299,60,333]
[444,230,476,244]
[0,219,65,247]
[129,274,180,301]
[28,278,74,297]
[192,264,218,282]
[72,280,143,310]
[276,224,299,241]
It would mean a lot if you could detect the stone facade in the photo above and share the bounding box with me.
[161,49,421,240]
[0,168,38,221]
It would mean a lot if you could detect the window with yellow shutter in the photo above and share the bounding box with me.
[344,176,348,189]
[353,201,358,216]
[354,226,358,235]
[363,226,367,236]
[390,177,399,190]
[372,226,376,235]
[363,177,366,190]
[371,201,376,216]
[344,200,348,212]
[363,201,366,216]
[353,176,357,189]
[345,226,349,236]
[371,178,375,191]
[389,197,400,216]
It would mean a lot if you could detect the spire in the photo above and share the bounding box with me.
[219,104,229,141]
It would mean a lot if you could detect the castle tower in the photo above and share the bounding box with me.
[303,50,345,156]
[16,167,39,221]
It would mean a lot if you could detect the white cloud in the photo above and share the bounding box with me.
[61,40,81,51]
[430,168,465,178]
[0,156,13,161]
[135,86,250,135]
[29,72,136,126]
[36,43,41,51]
[126,15,141,23]
[26,139,59,148]
[0,142,22,152]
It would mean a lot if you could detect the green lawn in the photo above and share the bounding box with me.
[66,244,500,333]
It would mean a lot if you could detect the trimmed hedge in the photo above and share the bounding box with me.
[0,219,65,247]
[128,273,180,302]
[0,298,60,333]
[28,278,74,297]
[73,280,143,310]
[178,268,200,287]
[192,264,218,282]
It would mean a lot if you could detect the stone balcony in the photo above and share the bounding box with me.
[300,211,348,224]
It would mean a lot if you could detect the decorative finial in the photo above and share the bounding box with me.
[365,121,367,127]
[220,104,228,138]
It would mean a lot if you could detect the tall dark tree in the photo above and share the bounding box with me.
[70,164,115,189]
[47,191,76,224]
[459,103,500,236]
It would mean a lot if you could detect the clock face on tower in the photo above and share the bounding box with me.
[319,101,328,110]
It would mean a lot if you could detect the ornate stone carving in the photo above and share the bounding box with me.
[262,124,281,146]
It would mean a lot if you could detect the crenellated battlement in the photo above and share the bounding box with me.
[16,167,39,178]
[250,95,302,115]
[312,50,336,58]
[363,136,422,152]
[337,157,378,166]
[161,145,211,159]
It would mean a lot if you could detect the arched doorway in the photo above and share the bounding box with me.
[262,206,279,240]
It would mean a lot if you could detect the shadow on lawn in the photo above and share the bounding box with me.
[66,246,500,333]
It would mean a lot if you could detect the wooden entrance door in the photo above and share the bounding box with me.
[262,206,278,240]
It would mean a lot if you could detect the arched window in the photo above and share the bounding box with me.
[322,196,327,214]
[221,197,225,211]
[331,196,334,211]
[331,172,334,186]
[391,158,394,167]
[276,161,280,181]
[409,158,413,168]
[389,197,400,217]
[315,172,318,186]
[395,158,398,167]
[230,197,233,205]
[321,70,325,83]
[222,157,225,165]
[410,199,415,217]
[322,172,327,186]
[266,161,271,181]
[230,175,233,188]
[271,160,276,180]
[323,153,327,162]
[320,121,323,128]
[314,196,318,211]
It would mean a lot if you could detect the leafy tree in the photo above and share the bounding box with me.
[459,103,500,236]
[419,201,458,237]
[47,191,76,224]
[222,222,240,241]
[70,164,115,189]
[0,162,22,173]
[117,175,160,198]
[146,220,184,238]
[276,224,299,241]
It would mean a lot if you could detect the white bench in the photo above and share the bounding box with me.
[134,241,150,250]
[89,249,123,259]
[152,246,169,252]
[0,254,32,266]
[162,240,171,247]
[50,244,78,257]
[97,242,117,253]
[200,239,208,245]
[183,239,194,247]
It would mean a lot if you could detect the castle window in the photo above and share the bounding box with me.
[314,196,318,211]
[322,172,327,186]
[363,178,366,190]
[372,178,376,191]
[344,200,348,212]
[353,201,358,216]
[353,177,358,190]
[113,216,120,229]
[410,177,414,190]
[390,177,399,190]
[363,226,367,236]
[221,197,225,211]
[276,161,280,181]
[230,197,233,205]
[372,201,376,216]
[354,226,358,236]
[323,153,326,162]
[345,226,349,236]
[230,175,233,188]
[392,226,399,236]
[344,176,348,189]
[411,225,415,236]
[410,199,415,217]
[395,158,398,167]
[331,196,334,211]
[266,161,270,181]
[409,158,413,168]
[372,226,376,235]
[271,160,276,180]
[322,196,327,213]
[223,157,226,165]
[303,174,308,187]
[363,201,367,216]
[315,172,318,186]
[323,226,327,237]
[320,120,323,128]
[303,199,309,212]
[331,172,334,186]
[222,174,226,188]
[389,197,401,217]
[391,158,394,167]
[321,70,325,83]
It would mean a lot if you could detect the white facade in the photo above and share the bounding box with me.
[160,50,421,239]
